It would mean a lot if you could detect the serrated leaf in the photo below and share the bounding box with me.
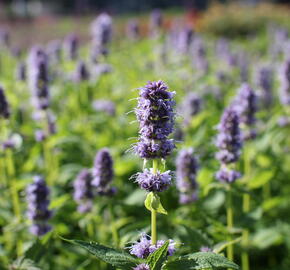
[146,241,169,270]
[164,252,239,270]
[145,192,167,215]
[66,239,141,269]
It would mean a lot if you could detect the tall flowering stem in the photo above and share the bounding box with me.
[234,84,257,270]
[134,80,175,247]
[0,87,21,225]
[215,106,242,262]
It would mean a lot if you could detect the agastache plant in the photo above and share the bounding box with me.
[92,148,116,196]
[64,81,239,270]
[234,83,258,140]
[215,105,242,263]
[90,13,112,62]
[0,86,10,119]
[26,176,52,236]
[256,66,273,108]
[73,169,94,213]
[63,33,79,61]
[132,80,175,250]
[176,148,199,204]
[233,84,257,270]
[279,58,290,107]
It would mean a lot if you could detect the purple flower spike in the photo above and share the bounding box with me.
[215,167,241,183]
[176,148,199,204]
[91,13,113,47]
[26,176,52,236]
[233,83,257,140]
[135,80,175,159]
[256,67,273,107]
[216,106,242,164]
[92,148,115,194]
[15,62,26,81]
[234,84,257,126]
[127,19,139,40]
[0,86,10,119]
[73,169,94,213]
[279,58,290,106]
[180,93,202,125]
[63,33,79,61]
[135,169,172,193]
[133,264,150,270]
[150,9,163,33]
[75,61,90,82]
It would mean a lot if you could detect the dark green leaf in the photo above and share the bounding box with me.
[146,241,169,270]
[164,252,239,270]
[67,239,141,269]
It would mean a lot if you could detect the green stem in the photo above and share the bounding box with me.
[151,159,160,245]
[6,149,22,257]
[6,149,21,219]
[242,147,251,270]
[151,208,157,245]
[109,203,119,247]
[152,159,159,174]
[226,185,234,262]
[43,140,52,186]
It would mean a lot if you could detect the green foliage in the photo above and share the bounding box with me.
[145,192,168,215]
[66,239,141,269]
[146,241,169,270]
[164,252,239,270]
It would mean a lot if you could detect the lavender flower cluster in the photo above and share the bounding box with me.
[27,46,50,111]
[215,107,242,183]
[92,148,116,195]
[90,13,112,61]
[133,80,175,193]
[256,66,273,107]
[73,148,116,213]
[234,83,257,140]
[63,33,79,61]
[135,169,172,192]
[130,233,175,259]
[180,92,202,125]
[26,176,52,236]
[135,80,175,160]
[279,58,290,106]
[0,86,10,119]
[73,169,94,213]
[176,148,199,204]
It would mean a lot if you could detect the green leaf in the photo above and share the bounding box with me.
[9,257,41,270]
[213,237,242,254]
[65,239,141,269]
[164,252,239,270]
[248,171,274,189]
[177,224,212,251]
[24,240,47,263]
[146,241,169,270]
[144,192,167,215]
